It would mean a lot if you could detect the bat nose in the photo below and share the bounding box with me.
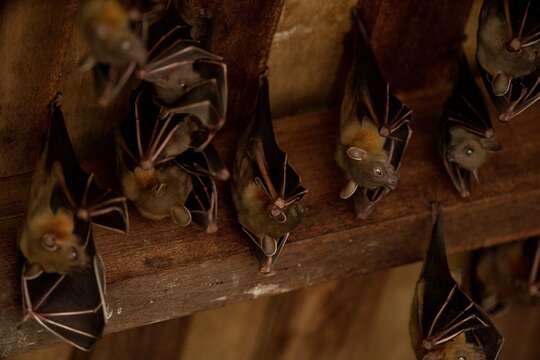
[387,177,398,190]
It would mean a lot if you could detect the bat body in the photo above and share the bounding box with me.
[80,0,149,106]
[440,61,501,198]
[19,95,129,351]
[477,0,540,121]
[410,204,503,360]
[232,75,307,273]
[471,238,540,314]
[337,7,412,219]
[117,87,224,233]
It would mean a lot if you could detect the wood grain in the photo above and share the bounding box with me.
[1,93,540,355]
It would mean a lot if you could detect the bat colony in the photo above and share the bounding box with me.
[14,0,540,355]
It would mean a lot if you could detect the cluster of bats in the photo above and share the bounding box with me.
[14,0,540,356]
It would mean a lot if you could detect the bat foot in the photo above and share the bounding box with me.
[458,189,471,198]
[259,257,274,274]
[216,168,230,181]
[206,222,218,234]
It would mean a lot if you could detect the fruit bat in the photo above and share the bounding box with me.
[117,87,225,233]
[477,0,540,121]
[337,7,412,219]
[410,204,503,360]
[440,60,502,198]
[80,0,148,106]
[232,74,307,274]
[470,238,540,315]
[19,95,129,351]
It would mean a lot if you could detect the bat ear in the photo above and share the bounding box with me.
[492,72,511,97]
[480,138,502,152]
[346,147,368,161]
[171,206,192,227]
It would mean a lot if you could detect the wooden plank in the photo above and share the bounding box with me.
[1,95,540,356]
[358,0,474,92]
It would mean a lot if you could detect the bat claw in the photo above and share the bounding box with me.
[259,257,274,274]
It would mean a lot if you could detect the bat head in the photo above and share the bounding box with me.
[21,208,89,274]
[422,332,487,360]
[82,0,147,66]
[122,165,193,223]
[345,146,399,190]
[446,127,501,172]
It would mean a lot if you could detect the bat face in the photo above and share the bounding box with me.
[232,75,307,272]
[477,0,540,121]
[446,127,500,173]
[342,145,398,191]
[81,0,147,66]
[410,205,503,360]
[21,207,89,274]
[422,334,486,360]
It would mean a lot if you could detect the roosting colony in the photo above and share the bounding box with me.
[14,0,540,356]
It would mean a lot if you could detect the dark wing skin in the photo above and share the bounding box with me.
[21,224,109,352]
[48,95,129,233]
[411,205,503,360]
[346,8,412,217]
[249,75,307,204]
[175,146,223,233]
[440,61,496,197]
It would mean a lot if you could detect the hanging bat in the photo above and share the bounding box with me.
[336,7,412,219]
[117,87,224,233]
[410,204,503,360]
[232,74,307,274]
[440,60,502,198]
[470,238,540,315]
[19,95,129,351]
[477,0,540,121]
[80,0,149,106]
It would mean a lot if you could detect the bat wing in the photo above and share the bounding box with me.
[417,206,503,359]
[248,75,307,203]
[349,7,412,133]
[83,174,129,234]
[175,148,221,233]
[21,226,108,352]
[165,78,225,135]
[46,97,91,208]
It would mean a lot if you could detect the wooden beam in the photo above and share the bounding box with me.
[1,94,540,356]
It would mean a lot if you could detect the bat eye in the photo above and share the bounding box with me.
[41,234,58,252]
[68,248,79,261]
[373,167,384,177]
[464,147,474,156]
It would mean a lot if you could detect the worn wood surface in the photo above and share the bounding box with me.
[9,262,540,360]
[1,93,540,356]
[358,0,473,92]
[267,0,474,117]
